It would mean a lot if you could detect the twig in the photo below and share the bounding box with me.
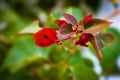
[50,45,77,68]
[105,9,120,20]
[11,33,33,38]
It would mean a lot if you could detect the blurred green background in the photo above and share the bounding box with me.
[0,0,120,80]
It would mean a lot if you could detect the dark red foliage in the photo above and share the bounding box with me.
[34,28,57,47]
[75,33,92,47]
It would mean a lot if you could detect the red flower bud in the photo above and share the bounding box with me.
[75,33,92,47]
[34,28,57,47]
[56,20,67,28]
[83,14,93,25]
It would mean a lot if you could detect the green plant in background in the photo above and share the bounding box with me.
[0,0,120,80]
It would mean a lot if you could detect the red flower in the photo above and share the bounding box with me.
[34,28,57,47]
[56,20,67,28]
[75,15,93,47]
[75,33,92,47]
[83,14,92,25]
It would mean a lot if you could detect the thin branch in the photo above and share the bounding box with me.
[105,9,120,20]
[64,45,77,63]
[11,33,33,38]
[50,45,77,68]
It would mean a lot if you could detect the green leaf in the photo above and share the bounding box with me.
[101,28,120,75]
[53,7,84,21]
[71,8,84,21]
[70,63,99,80]
[46,14,59,30]
[19,20,40,34]
[3,35,53,73]
[64,7,84,21]
[0,69,31,80]
[89,28,120,75]
[0,8,32,36]
[68,49,82,65]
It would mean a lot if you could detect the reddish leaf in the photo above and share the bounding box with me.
[60,23,74,34]
[90,34,102,61]
[62,13,77,26]
[94,32,115,50]
[83,19,111,34]
[57,31,75,41]
[57,23,75,41]
[83,14,93,25]
[90,32,115,61]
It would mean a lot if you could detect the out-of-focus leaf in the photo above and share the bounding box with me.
[3,35,53,73]
[37,44,82,80]
[89,28,120,75]
[53,7,84,21]
[19,20,40,34]
[90,32,115,61]
[71,8,84,21]
[84,19,111,34]
[0,69,31,80]
[82,58,94,68]
[46,14,59,30]
[37,64,71,80]
[101,28,120,75]
[95,33,115,50]
[69,63,99,80]
[62,13,77,26]
[49,40,74,63]
[0,8,32,36]
[68,49,82,65]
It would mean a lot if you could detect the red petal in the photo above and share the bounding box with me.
[34,28,57,47]
[56,20,67,28]
[75,33,92,47]
[83,14,93,25]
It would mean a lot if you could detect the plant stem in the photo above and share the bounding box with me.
[11,33,33,38]
[105,9,120,20]
[50,45,77,68]
[64,45,77,63]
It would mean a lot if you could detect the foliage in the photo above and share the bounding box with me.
[0,0,119,80]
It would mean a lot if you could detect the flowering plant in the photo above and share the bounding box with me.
[34,13,115,61]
